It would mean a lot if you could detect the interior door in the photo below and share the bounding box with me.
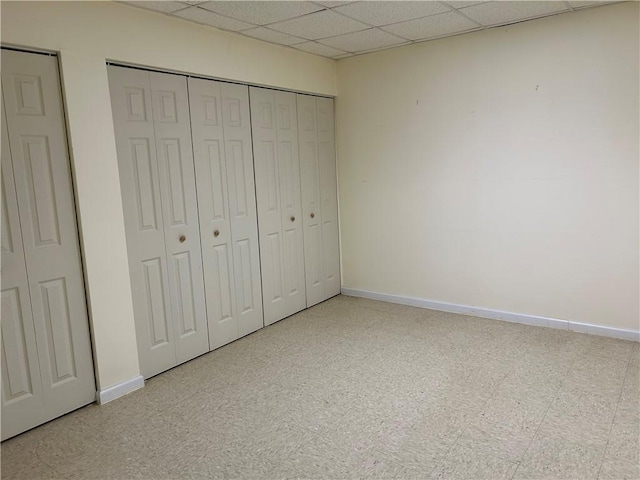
[297,94,340,306]
[316,97,340,299]
[1,94,48,440]
[297,94,325,306]
[220,83,263,338]
[149,72,208,366]
[250,87,306,325]
[108,66,176,378]
[1,49,95,439]
[188,77,237,349]
[188,78,263,348]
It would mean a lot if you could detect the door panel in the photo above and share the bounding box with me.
[297,94,325,306]
[108,66,175,377]
[1,49,95,436]
[1,94,47,440]
[250,87,305,325]
[221,83,263,337]
[189,78,263,347]
[149,72,208,365]
[297,94,340,306]
[187,77,238,349]
[316,97,340,298]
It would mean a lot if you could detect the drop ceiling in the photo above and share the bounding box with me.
[121,1,620,59]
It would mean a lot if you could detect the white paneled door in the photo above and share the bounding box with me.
[1,49,95,440]
[188,78,263,349]
[297,95,340,307]
[109,66,208,378]
[250,87,306,325]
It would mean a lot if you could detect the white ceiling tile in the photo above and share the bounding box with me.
[293,41,348,57]
[123,1,188,14]
[269,9,369,40]
[382,11,479,40]
[241,27,306,45]
[444,1,487,8]
[334,1,450,26]
[319,28,407,52]
[567,0,617,8]
[199,1,323,25]
[172,6,254,30]
[313,1,356,7]
[459,1,569,27]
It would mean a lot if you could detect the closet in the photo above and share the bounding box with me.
[108,67,210,378]
[109,65,341,378]
[296,95,341,307]
[249,87,306,325]
[1,49,95,440]
[109,67,264,376]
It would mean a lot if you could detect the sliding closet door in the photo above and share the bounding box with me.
[297,94,340,307]
[1,50,95,439]
[188,78,263,349]
[149,72,209,365]
[109,66,208,378]
[250,87,306,325]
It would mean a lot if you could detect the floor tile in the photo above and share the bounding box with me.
[538,387,619,447]
[598,456,640,480]
[0,453,62,480]
[454,416,537,462]
[562,354,629,393]
[606,411,640,465]
[514,434,605,480]
[427,442,519,480]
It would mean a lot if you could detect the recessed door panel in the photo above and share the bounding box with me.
[1,49,95,439]
[131,138,158,231]
[38,278,77,386]
[142,257,170,348]
[250,87,305,325]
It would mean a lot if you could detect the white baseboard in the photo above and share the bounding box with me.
[97,375,144,405]
[341,287,640,342]
[568,321,640,342]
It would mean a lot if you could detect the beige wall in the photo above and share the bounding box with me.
[336,3,639,331]
[1,1,336,391]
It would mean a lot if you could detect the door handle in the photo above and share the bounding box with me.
[310,213,315,219]
[290,216,295,222]
[213,230,220,237]
[179,235,186,243]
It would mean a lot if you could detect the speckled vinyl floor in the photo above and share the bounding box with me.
[1,295,639,480]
